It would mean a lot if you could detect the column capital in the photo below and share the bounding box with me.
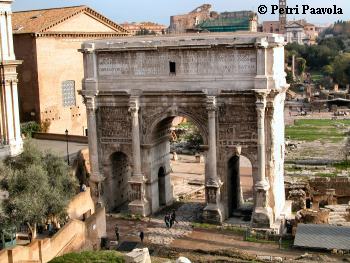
[254,90,267,110]
[84,96,97,113]
[206,96,217,111]
[128,96,140,114]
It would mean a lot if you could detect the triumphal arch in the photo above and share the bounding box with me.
[80,33,288,228]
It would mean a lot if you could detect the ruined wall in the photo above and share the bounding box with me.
[310,177,350,201]
[169,4,211,33]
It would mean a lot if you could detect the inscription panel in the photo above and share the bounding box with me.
[98,49,256,78]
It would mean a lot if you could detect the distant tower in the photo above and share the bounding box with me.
[279,0,287,34]
[0,0,23,157]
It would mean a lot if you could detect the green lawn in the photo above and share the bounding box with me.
[286,119,350,142]
[49,251,124,263]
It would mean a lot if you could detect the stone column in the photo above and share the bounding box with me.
[252,91,273,228]
[85,96,101,180]
[203,96,223,223]
[85,95,104,205]
[207,96,218,184]
[128,96,150,217]
[129,96,142,176]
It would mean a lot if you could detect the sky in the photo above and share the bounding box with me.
[12,0,350,26]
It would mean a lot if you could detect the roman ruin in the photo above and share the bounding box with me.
[80,32,289,228]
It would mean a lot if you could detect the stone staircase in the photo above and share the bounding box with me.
[326,205,350,226]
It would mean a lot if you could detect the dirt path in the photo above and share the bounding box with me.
[107,211,302,261]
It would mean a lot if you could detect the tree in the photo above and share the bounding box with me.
[0,140,77,240]
[296,58,306,75]
[330,53,350,86]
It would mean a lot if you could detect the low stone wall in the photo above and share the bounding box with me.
[310,177,350,197]
[33,132,88,143]
[0,189,106,263]
[67,187,95,220]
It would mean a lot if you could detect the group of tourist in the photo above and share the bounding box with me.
[164,209,178,228]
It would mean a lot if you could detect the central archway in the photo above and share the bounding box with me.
[147,114,207,213]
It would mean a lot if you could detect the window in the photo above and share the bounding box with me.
[169,61,176,75]
[62,80,76,107]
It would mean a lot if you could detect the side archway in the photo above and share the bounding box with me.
[104,151,130,212]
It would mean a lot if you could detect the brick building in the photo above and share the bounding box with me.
[12,6,129,135]
[121,22,167,35]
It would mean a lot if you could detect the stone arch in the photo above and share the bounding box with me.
[103,151,131,212]
[227,153,254,218]
[144,107,209,145]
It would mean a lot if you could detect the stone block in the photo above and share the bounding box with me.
[176,257,192,263]
[125,248,151,263]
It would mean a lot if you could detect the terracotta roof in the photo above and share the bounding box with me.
[12,5,129,34]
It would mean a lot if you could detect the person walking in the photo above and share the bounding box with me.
[139,230,144,243]
[164,214,170,228]
[170,209,178,228]
[115,224,120,242]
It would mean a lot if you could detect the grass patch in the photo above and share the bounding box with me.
[333,160,350,170]
[191,222,218,229]
[191,223,247,236]
[286,119,350,142]
[245,236,275,244]
[119,212,142,221]
[224,226,247,235]
[315,172,338,177]
[49,250,124,263]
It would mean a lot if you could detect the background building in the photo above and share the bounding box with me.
[285,20,318,45]
[121,22,166,35]
[0,0,23,157]
[12,5,129,135]
[168,4,257,34]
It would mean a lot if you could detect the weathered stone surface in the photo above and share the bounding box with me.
[125,248,151,263]
[80,33,288,228]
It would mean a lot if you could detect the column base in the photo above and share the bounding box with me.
[203,204,223,224]
[251,207,273,228]
[128,199,151,217]
[9,138,23,157]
